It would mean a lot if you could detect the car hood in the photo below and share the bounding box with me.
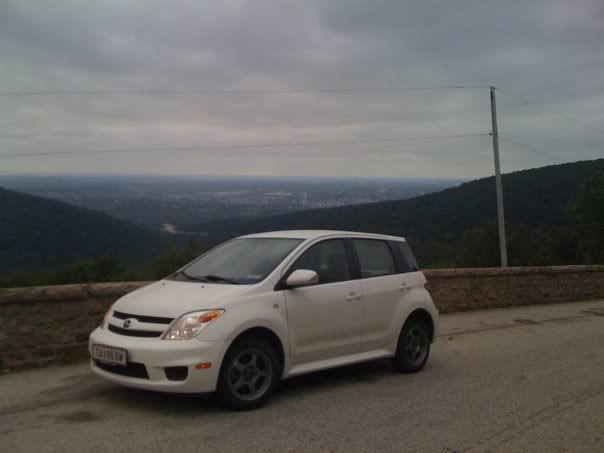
[112,280,252,318]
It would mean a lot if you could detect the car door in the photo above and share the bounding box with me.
[352,238,415,351]
[282,238,363,365]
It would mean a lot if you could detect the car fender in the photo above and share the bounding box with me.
[385,289,438,354]
[195,292,291,373]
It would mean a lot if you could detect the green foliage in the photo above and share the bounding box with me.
[0,186,171,276]
[458,223,500,267]
[450,170,603,268]
[194,160,603,232]
[191,159,604,268]
[1,160,603,288]
[0,240,203,288]
[508,228,577,266]
[1,256,126,287]
[566,171,604,263]
[123,239,203,281]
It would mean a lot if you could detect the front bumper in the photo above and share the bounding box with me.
[88,327,228,393]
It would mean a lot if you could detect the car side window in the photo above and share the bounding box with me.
[390,241,419,273]
[353,239,397,278]
[288,239,351,284]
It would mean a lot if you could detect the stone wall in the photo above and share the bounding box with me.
[0,282,149,372]
[1,265,603,372]
[424,265,604,313]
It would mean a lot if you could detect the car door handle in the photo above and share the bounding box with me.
[400,283,411,291]
[346,292,361,302]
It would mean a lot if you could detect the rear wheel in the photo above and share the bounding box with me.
[216,338,280,410]
[392,317,431,373]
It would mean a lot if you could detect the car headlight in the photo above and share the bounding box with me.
[162,310,225,340]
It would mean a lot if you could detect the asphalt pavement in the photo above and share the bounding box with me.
[1,300,603,452]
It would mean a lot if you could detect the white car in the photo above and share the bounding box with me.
[89,230,438,410]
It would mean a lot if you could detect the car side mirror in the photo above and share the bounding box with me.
[285,269,319,288]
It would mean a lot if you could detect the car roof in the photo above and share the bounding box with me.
[240,230,406,241]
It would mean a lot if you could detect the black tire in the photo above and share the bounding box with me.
[392,317,431,373]
[216,338,280,410]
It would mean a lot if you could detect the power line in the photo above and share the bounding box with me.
[0,132,491,158]
[498,135,567,163]
[494,87,604,135]
[0,85,491,96]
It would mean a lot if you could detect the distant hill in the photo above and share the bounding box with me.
[0,187,170,276]
[2,159,601,281]
[190,159,604,266]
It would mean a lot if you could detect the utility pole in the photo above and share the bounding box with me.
[490,86,508,267]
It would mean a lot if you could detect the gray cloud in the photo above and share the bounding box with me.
[0,0,602,178]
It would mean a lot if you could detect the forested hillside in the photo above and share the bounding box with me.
[191,159,604,267]
[2,159,602,287]
[0,187,170,276]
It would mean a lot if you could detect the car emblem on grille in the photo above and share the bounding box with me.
[123,319,132,328]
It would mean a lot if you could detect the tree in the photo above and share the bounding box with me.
[457,222,500,267]
[0,241,204,288]
[567,171,604,263]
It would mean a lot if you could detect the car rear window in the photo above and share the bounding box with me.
[352,239,397,278]
[390,241,419,273]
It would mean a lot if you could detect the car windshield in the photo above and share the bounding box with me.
[169,237,304,285]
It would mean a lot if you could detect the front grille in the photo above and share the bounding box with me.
[95,360,149,379]
[108,324,163,338]
[113,311,174,324]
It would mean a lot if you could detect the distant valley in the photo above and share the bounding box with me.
[0,175,459,231]
[189,159,604,267]
[1,159,602,285]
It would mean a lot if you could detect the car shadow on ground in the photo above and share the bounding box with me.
[276,359,394,399]
[97,358,403,414]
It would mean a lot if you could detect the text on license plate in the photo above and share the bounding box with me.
[92,344,127,366]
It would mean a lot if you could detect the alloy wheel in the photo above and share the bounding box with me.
[404,326,428,366]
[227,349,273,401]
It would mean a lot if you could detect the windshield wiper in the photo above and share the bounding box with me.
[171,271,240,284]
[197,274,241,284]
[172,270,207,282]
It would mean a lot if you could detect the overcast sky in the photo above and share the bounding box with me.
[0,0,602,179]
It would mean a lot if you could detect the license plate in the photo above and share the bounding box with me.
[92,344,127,366]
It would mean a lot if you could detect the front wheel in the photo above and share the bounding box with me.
[392,317,431,373]
[216,338,280,410]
